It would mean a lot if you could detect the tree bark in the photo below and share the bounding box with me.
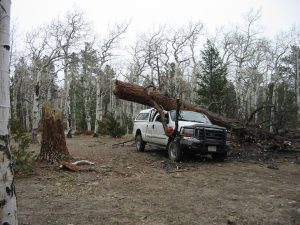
[64,65,73,138]
[113,80,240,130]
[0,0,18,224]
[94,76,101,136]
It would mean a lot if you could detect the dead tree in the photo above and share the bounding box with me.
[39,102,71,163]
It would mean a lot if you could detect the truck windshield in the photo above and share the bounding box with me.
[170,110,211,124]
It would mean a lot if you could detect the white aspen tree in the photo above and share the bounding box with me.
[26,27,61,143]
[243,39,268,120]
[169,22,203,97]
[45,63,56,104]
[12,57,29,126]
[128,42,147,85]
[94,74,101,135]
[227,9,262,120]
[81,42,97,132]
[189,33,200,103]
[84,94,91,131]
[268,32,290,132]
[31,62,59,143]
[25,102,31,131]
[143,29,165,85]
[93,23,128,136]
[52,9,88,138]
[0,0,18,224]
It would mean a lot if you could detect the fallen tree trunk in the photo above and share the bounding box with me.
[114,80,300,157]
[113,80,241,131]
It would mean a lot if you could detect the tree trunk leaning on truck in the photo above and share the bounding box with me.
[113,80,240,131]
[113,79,288,143]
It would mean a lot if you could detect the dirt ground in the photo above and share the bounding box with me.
[16,135,300,225]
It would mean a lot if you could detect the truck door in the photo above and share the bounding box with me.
[144,109,155,142]
[151,114,169,146]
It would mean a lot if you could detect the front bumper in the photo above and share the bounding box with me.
[180,137,226,153]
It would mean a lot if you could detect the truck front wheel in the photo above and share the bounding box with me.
[135,135,146,152]
[168,140,182,162]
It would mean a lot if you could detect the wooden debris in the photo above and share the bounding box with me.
[59,161,96,172]
[72,160,95,166]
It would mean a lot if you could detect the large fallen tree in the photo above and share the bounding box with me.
[114,80,300,160]
[114,80,242,130]
[113,80,292,140]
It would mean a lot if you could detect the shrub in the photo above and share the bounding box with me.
[99,113,126,138]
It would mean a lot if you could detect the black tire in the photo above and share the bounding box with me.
[211,152,227,162]
[168,140,182,162]
[135,134,146,152]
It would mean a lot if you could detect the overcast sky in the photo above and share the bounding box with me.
[12,0,300,40]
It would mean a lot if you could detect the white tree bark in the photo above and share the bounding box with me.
[93,23,129,136]
[94,76,101,135]
[84,96,91,132]
[25,102,31,131]
[269,36,290,132]
[63,65,72,138]
[0,0,18,224]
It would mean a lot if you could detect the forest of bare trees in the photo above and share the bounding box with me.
[9,8,300,141]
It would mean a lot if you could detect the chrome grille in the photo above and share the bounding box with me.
[194,128,226,140]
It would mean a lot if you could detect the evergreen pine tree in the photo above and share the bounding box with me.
[196,40,231,114]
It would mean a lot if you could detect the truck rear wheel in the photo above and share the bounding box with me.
[135,135,146,152]
[168,140,182,162]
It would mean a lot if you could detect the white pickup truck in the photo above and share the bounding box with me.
[133,108,228,162]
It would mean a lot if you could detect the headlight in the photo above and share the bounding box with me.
[181,128,194,137]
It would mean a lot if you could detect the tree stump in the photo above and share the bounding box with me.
[39,102,71,163]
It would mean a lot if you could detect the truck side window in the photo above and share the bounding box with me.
[136,113,149,121]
